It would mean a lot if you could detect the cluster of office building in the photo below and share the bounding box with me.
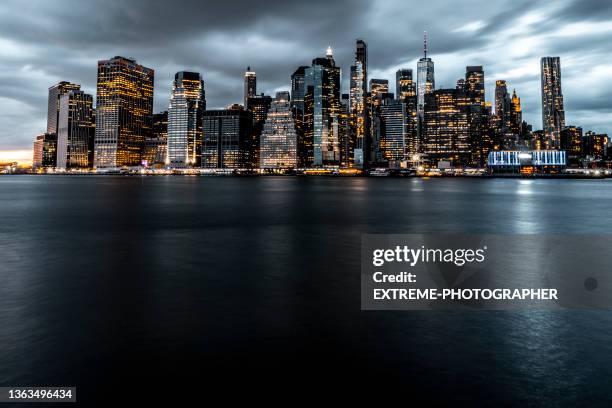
[32,37,610,173]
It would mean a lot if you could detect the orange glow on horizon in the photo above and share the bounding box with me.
[0,149,33,166]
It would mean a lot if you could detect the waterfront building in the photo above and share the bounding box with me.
[378,98,409,166]
[541,57,565,148]
[560,126,583,166]
[167,71,205,168]
[304,47,341,166]
[487,150,566,174]
[583,132,608,161]
[246,93,273,168]
[32,133,57,170]
[202,106,253,169]
[423,88,471,166]
[291,66,309,167]
[56,90,95,169]
[94,56,154,168]
[260,91,298,169]
[143,111,168,166]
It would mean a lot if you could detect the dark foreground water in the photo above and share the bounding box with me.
[1,175,611,406]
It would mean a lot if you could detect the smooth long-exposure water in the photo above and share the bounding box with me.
[1,176,611,405]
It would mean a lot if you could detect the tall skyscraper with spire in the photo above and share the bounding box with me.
[350,39,368,168]
[541,57,565,148]
[167,71,206,168]
[244,67,257,107]
[417,31,435,121]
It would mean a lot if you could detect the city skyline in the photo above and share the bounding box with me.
[1,0,611,164]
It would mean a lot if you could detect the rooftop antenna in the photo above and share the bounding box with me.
[423,31,428,59]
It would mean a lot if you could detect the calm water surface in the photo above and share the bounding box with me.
[1,175,611,405]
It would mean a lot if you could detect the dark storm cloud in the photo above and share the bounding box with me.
[0,0,611,151]
[554,0,612,21]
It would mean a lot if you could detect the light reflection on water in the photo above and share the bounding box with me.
[0,175,611,404]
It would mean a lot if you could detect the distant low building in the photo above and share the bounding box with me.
[583,131,608,162]
[487,150,566,174]
[33,133,57,170]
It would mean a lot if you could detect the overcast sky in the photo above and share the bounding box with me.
[1,0,611,156]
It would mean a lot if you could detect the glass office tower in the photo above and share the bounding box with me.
[167,71,205,168]
[56,90,95,169]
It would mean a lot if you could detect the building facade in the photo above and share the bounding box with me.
[94,56,154,168]
[396,69,415,100]
[32,133,57,170]
[167,71,205,168]
[143,111,168,167]
[47,81,81,135]
[260,92,298,169]
[423,89,471,166]
[202,107,253,169]
[244,67,256,108]
[541,57,565,148]
[350,39,368,168]
[246,94,272,168]
[304,48,341,167]
[56,90,95,169]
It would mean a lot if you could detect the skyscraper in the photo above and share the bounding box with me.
[417,31,435,121]
[396,69,415,100]
[246,93,272,167]
[167,71,205,168]
[350,39,368,168]
[304,47,341,166]
[291,66,309,166]
[56,90,95,169]
[465,66,485,106]
[423,88,471,166]
[260,92,298,169]
[244,67,257,107]
[495,80,510,120]
[510,89,523,136]
[462,66,489,167]
[47,81,81,135]
[378,98,408,166]
[541,57,565,148]
[94,56,154,168]
[202,106,253,169]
